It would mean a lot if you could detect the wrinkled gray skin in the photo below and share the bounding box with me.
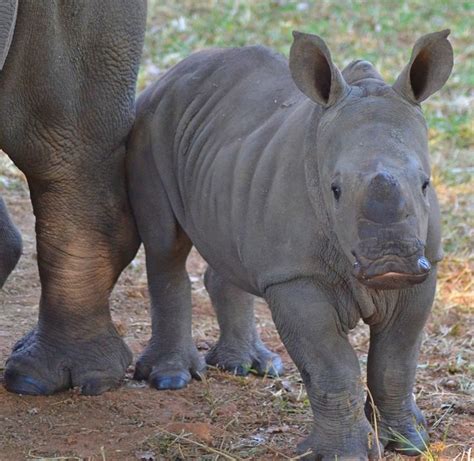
[0,1,146,395]
[0,195,21,288]
[128,30,453,459]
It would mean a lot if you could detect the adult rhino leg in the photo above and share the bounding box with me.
[4,151,140,395]
[266,279,382,460]
[0,0,146,395]
[204,266,283,377]
[365,270,436,454]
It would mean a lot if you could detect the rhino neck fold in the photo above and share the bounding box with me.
[303,105,333,240]
[300,103,353,284]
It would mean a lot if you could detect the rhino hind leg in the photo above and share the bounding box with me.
[129,168,205,390]
[134,243,206,390]
[204,266,283,377]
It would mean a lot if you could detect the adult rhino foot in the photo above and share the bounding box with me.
[296,421,383,461]
[134,342,206,390]
[4,326,132,395]
[206,338,283,377]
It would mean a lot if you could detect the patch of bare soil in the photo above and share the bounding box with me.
[0,180,472,460]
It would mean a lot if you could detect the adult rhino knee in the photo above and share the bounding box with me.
[128,30,453,459]
[0,195,22,288]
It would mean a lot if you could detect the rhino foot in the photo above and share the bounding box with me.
[134,342,206,390]
[205,338,283,377]
[203,266,282,377]
[4,326,132,395]
[383,423,429,457]
[365,399,429,455]
[296,422,384,461]
[381,412,428,455]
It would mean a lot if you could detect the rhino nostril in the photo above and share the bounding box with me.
[417,256,431,273]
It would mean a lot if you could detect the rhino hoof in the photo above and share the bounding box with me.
[233,364,252,376]
[4,327,132,396]
[232,356,283,377]
[150,371,191,390]
[257,354,284,377]
[384,422,429,455]
[296,424,383,460]
[80,377,123,396]
[134,342,206,390]
[206,339,284,378]
[368,399,429,455]
[3,373,50,395]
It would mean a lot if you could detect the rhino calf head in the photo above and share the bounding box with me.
[290,30,453,289]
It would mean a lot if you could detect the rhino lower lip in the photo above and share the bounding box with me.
[352,255,431,284]
[355,270,430,290]
[368,271,428,281]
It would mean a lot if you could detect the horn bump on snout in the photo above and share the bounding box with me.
[362,171,406,224]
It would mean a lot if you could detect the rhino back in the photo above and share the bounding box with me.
[139,46,327,294]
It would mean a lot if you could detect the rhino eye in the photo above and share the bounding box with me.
[422,178,430,195]
[331,183,341,201]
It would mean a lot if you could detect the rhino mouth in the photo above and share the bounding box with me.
[352,240,431,290]
[354,268,429,289]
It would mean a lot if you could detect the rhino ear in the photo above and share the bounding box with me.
[393,30,453,104]
[0,0,18,71]
[289,31,349,107]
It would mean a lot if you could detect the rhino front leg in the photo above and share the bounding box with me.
[204,266,283,377]
[266,279,382,460]
[134,240,206,390]
[4,153,140,396]
[128,159,205,389]
[366,270,436,455]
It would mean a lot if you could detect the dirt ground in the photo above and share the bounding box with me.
[0,174,472,460]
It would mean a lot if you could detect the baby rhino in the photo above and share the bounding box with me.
[128,30,453,459]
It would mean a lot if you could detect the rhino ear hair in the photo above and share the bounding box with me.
[289,31,349,107]
[393,29,453,104]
